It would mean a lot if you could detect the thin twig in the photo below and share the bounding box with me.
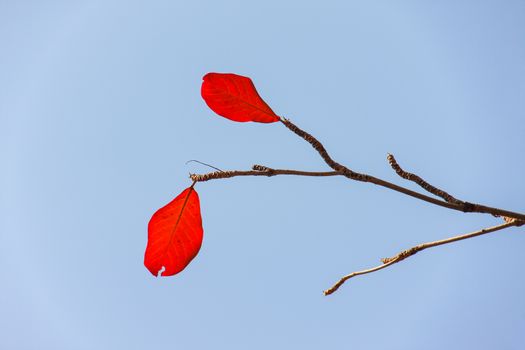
[279,118,370,182]
[323,221,519,295]
[280,118,525,222]
[190,165,339,182]
[387,153,462,205]
[188,117,523,295]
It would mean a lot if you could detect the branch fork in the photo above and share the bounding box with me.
[190,118,524,295]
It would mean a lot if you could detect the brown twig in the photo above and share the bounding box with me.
[190,165,339,182]
[387,153,462,205]
[323,220,520,295]
[280,118,525,222]
[189,118,523,295]
[279,118,370,182]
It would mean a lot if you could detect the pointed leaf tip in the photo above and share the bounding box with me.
[144,187,204,277]
[201,72,280,123]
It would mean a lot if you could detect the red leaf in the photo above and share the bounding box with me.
[201,72,280,123]
[144,187,203,277]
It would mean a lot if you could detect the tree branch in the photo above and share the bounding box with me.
[280,118,525,222]
[324,220,520,295]
[188,118,524,295]
[190,164,339,182]
[387,153,462,205]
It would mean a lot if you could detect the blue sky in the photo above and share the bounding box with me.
[2,1,525,349]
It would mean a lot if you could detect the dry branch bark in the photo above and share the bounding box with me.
[324,220,521,295]
[190,118,524,295]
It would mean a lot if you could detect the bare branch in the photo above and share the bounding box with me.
[280,118,525,222]
[279,118,370,182]
[187,118,524,295]
[324,220,520,295]
[387,153,462,205]
[190,165,340,182]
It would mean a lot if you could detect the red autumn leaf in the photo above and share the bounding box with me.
[144,187,203,277]
[201,72,280,123]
